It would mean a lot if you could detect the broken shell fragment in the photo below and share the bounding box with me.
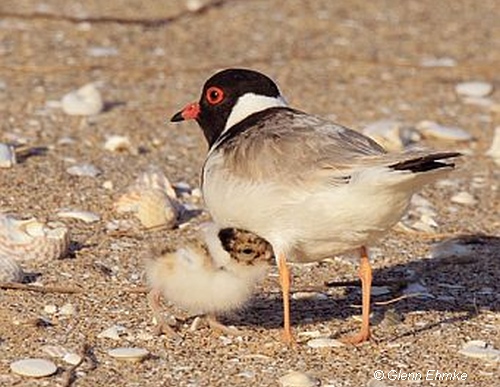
[0,214,69,262]
[0,254,24,282]
[416,120,472,141]
[0,143,16,168]
[486,126,500,166]
[104,135,134,153]
[61,83,103,116]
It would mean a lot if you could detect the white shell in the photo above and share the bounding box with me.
[486,126,500,165]
[41,345,69,358]
[450,191,477,205]
[458,340,500,362]
[0,143,16,168]
[61,83,103,116]
[10,358,57,378]
[0,254,24,282]
[362,120,403,151]
[0,214,69,262]
[62,353,82,365]
[104,135,133,153]
[455,81,493,98]
[307,337,345,348]
[97,325,127,340]
[114,167,179,229]
[108,347,149,362]
[279,371,320,387]
[416,120,472,141]
[292,292,328,301]
[57,209,101,223]
[66,163,101,177]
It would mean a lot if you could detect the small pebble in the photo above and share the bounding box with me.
[61,83,103,116]
[87,46,119,57]
[104,135,133,153]
[43,305,58,314]
[279,371,320,387]
[362,120,403,151]
[455,81,494,98]
[458,340,500,362]
[10,358,57,378]
[108,347,149,362]
[59,303,76,316]
[102,180,114,190]
[307,337,344,348]
[371,286,392,297]
[0,143,16,168]
[66,163,101,177]
[57,210,101,223]
[450,191,477,205]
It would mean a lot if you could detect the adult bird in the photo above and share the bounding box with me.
[171,68,460,344]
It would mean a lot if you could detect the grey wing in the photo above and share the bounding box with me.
[223,109,386,185]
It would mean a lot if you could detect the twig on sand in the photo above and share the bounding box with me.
[0,282,83,294]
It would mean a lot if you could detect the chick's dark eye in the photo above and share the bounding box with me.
[206,86,224,105]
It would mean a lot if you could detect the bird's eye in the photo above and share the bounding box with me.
[242,248,254,255]
[206,86,224,105]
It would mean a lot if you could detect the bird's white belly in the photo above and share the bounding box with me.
[203,165,412,263]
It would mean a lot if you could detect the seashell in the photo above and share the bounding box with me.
[431,235,500,262]
[461,96,494,108]
[114,189,178,229]
[0,214,69,262]
[61,83,103,116]
[486,126,500,166]
[56,209,100,223]
[59,303,76,316]
[419,57,456,67]
[104,135,134,153]
[278,371,320,387]
[62,353,82,365]
[66,163,101,177]
[455,81,493,98]
[97,325,128,340]
[87,46,119,57]
[403,282,434,299]
[362,120,404,151]
[416,120,473,141]
[41,345,69,358]
[0,143,16,168]
[43,305,58,314]
[114,167,180,229]
[292,292,328,301]
[10,358,57,378]
[134,166,177,199]
[0,254,24,282]
[450,191,477,205]
[108,347,149,362]
[185,0,204,12]
[458,340,500,362]
[307,337,344,348]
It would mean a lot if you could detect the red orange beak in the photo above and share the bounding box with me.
[171,102,200,122]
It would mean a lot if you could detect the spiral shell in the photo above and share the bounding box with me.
[0,214,70,262]
[0,254,24,282]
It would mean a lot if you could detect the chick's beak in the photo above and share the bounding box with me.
[170,102,200,122]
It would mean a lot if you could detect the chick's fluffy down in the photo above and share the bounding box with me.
[145,245,267,315]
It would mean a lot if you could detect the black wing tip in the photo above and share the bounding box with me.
[390,152,462,173]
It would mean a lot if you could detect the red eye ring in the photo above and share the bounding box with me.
[205,86,224,105]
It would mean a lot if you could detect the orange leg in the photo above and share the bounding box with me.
[343,246,372,344]
[277,253,293,344]
[147,288,179,337]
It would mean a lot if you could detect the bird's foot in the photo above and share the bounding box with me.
[341,329,371,345]
[206,315,247,336]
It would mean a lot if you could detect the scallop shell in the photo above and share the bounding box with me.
[0,254,24,282]
[114,167,180,229]
[0,214,69,262]
[486,126,500,166]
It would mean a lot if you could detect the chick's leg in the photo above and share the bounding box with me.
[206,314,246,336]
[342,246,372,344]
[277,253,293,344]
[147,288,179,337]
